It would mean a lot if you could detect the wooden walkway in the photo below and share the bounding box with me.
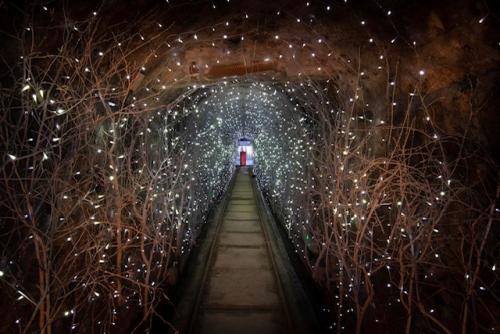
[193,167,290,334]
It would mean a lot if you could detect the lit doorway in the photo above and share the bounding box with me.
[235,138,253,166]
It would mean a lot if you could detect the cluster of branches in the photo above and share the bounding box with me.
[0,15,232,334]
[256,67,499,333]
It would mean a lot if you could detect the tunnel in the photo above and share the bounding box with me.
[0,0,499,333]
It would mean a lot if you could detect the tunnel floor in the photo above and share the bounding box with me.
[193,167,290,334]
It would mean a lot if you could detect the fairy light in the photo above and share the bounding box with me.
[0,1,497,333]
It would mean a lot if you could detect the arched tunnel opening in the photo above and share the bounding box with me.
[0,0,499,333]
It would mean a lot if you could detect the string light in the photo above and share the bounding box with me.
[0,1,497,333]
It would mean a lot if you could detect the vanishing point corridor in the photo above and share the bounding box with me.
[193,168,290,334]
[1,1,499,333]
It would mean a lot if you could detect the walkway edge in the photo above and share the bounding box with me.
[171,169,238,333]
[252,174,322,334]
